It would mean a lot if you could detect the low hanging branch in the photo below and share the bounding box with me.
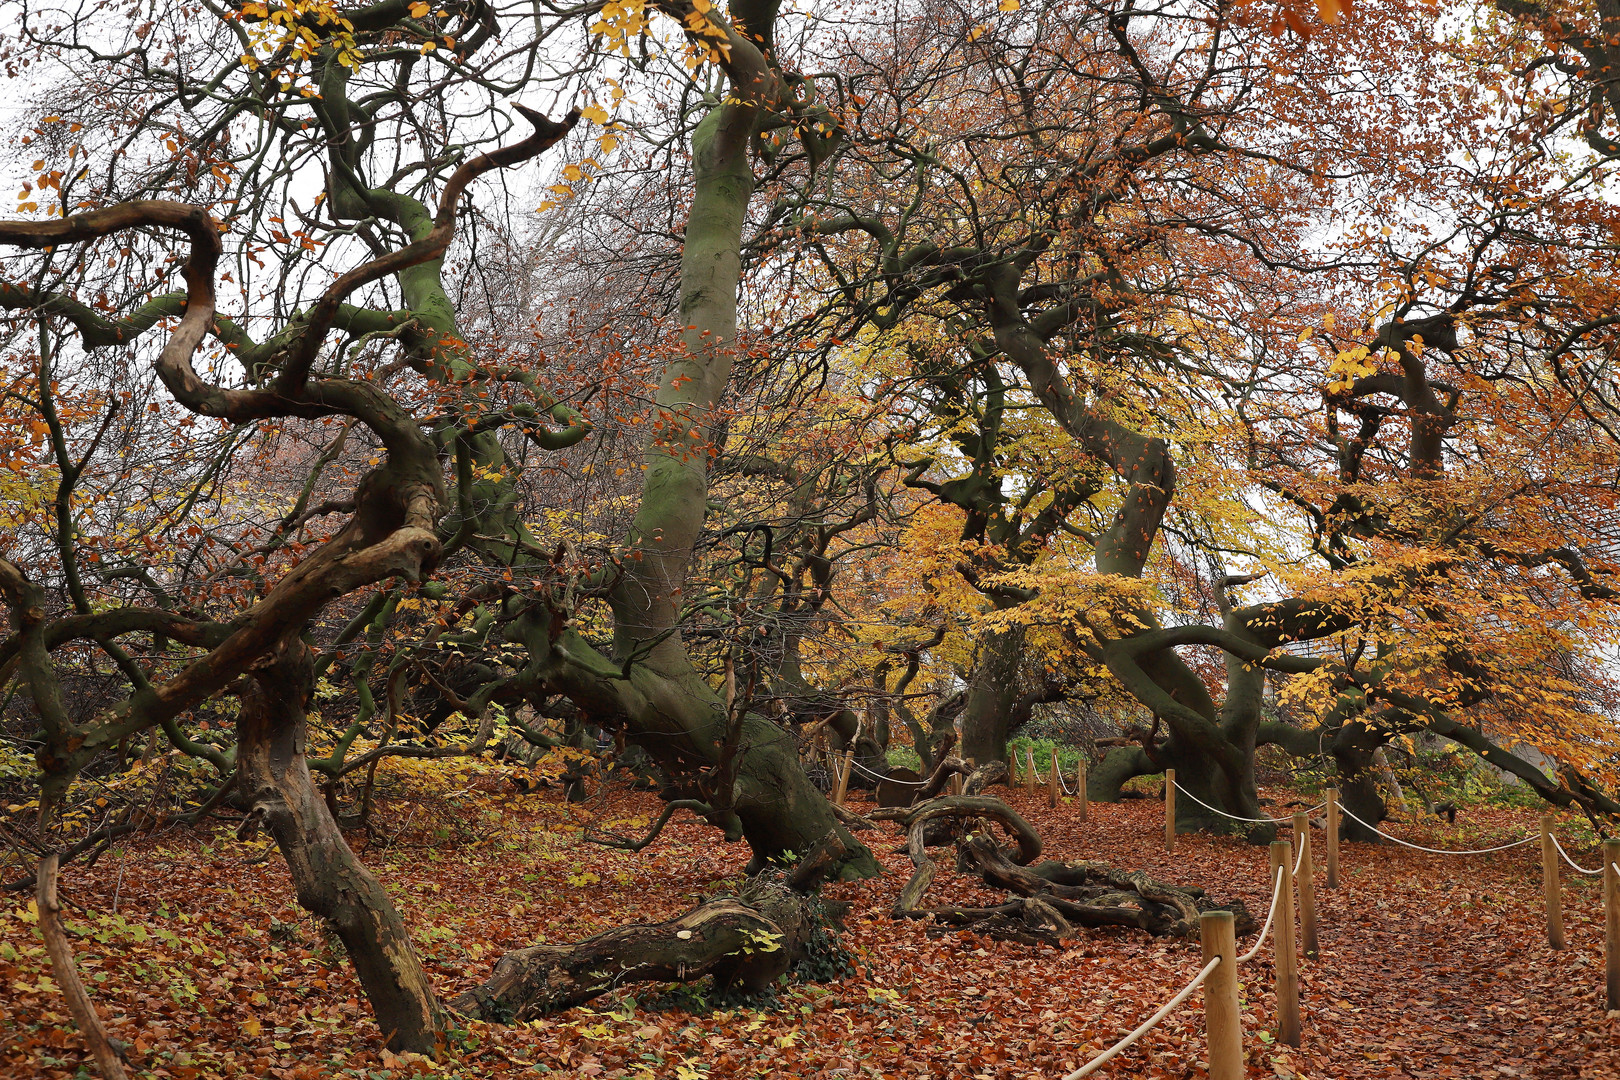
[883,795,1255,944]
[583,798,716,852]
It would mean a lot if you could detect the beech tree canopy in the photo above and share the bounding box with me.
[6,0,1620,1054]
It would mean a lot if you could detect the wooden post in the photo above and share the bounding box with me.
[1024,746,1037,791]
[1293,812,1319,960]
[952,756,970,797]
[1008,752,1019,786]
[1076,759,1089,822]
[1048,749,1061,808]
[1605,838,1620,1010]
[834,749,854,806]
[1540,813,1565,950]
[1270,840,1301,1047]
[1200,910,1243,1080]
[1165,768,1177,853]
[1325,787,1340,889]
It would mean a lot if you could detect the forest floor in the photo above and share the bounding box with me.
[3,776,1617,1080]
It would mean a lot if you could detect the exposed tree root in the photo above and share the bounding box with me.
[884,795,1256,944]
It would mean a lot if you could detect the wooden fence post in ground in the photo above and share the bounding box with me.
[1076,760,1089,822]
[1200,910,1243,1080]
[1270,840,1301,1047]
[1048,749,1061,808]
[1293,812,1319,959]
[1540,813,1565,950]
[1025,747,1038,791]
[1165,768,1177,853]
[1008,752,1019,786]
[1325,787,1340,889]
[834,749,854,806]
[952,757,970,797]
[1606,838,1620,1010]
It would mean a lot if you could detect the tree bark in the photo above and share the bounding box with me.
[450,886,813,1021]
[236,641,445,1053]
[959,626,1027,764]
[36,854,129,1080]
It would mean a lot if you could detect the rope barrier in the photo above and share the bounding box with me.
[1550,834,1604,876]
[846,757,931,786]
[1238,866,1286,965]
[1061,850,1288,1077]
[1061,955,1222,1079]
[1170,779,1326,824]
[1059,769,1074,796]
[1335,802,1537,855]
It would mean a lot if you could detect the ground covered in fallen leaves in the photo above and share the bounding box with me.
[4,778,1617,1080]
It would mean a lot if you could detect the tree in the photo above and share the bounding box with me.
[743,0,1620,833]
[0,0,888,1052]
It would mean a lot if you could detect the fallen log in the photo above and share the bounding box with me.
[451,878,821,1021]
[955,834,1254,939]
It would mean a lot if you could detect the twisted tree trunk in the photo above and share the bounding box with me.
[237,641,444,1053]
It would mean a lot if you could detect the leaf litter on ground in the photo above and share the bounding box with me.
[3,781,1617,1079]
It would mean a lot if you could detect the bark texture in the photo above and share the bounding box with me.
[450,882,816,1020]
[237,643,444,1053]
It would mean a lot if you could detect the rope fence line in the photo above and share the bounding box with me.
[1334,801,1539,855]
[845,757,930,786]
[1061,844,1296,1079]
[838,762,1616,1071]
[1061,956,1222,1080]
[1170,778,1325,824]
[1237,865,1286,964]
[1551,834,1604,876]
[1061,782,1619,1079]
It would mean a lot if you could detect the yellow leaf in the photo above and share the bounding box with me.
[580,104,609,125]
[243,1018,263,1037]
[999,0,1019,9]
[408,0,429,15]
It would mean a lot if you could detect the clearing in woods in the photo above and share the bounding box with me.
[3,782,1613,1080]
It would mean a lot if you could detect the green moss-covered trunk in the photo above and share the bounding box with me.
[594,85,877,877]
[959,627,1026,766]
